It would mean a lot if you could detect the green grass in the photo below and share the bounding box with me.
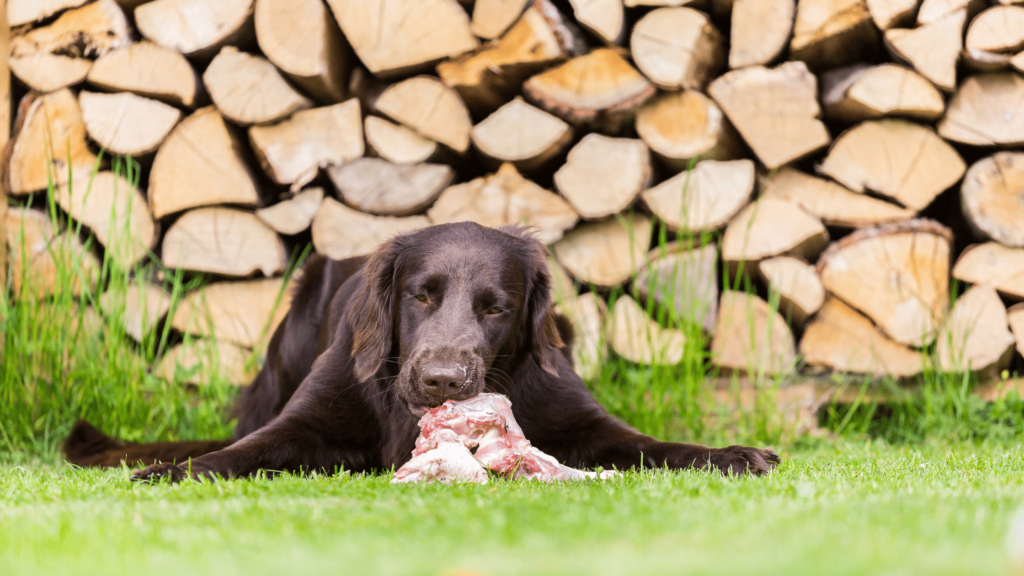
[3,441,1024,576]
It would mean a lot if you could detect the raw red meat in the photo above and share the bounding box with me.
[392,393,618,484]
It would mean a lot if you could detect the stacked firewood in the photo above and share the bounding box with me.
[4,0,1024,385]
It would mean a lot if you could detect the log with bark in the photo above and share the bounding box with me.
[364,116,439,165]
[757,256,825,327]
[711,290,797,375]
[135,0,255,59]
[630,7,724,91]
[821,63,945,122]
[427,163,578,243]
[375,76,473,153]
[641,159,754,233]
[162,208,287,278]
[148,107,260,219]
[721,197,829,269]
[203,47,313,126]
[79,91,182,157]
[634,90,742,171]
[470,97,573,170]
[552,214,652,288]
[553,134,651,219]
[87,42,199,108]
[817,219,951,347]
[817,119,966,211]
[171,278,293,349]
[884,9,965,91]
[255,188,324,236]
[635,242,719,334]
[800,297,924,377]
[762,168,915,228]
[958,152,1024,248]
[249,99,364,189]
[312,197,430,260]
[605,295,686,366]
[728,0,796,69]
[953,242,1024,301]
[708,61,831,169]
[938,73,1024,147]
[936,285,1015,375]
[329,158,453,217]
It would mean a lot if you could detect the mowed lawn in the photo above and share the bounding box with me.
[2,442,1023,576]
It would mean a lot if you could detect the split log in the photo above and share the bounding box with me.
[79,91,182,157]
[711,291,797,375]
[255,188,324,235]
[329,158,453,216]
[8,0,88,27]
[87,42,199,108]
[867,0,919,29]
[959,153,1024,248]
[821,64,945,122]
[249,99,364,189]
[156,340,255,386]
[162,208,287,278]
[325,0,478,78]
[551,214,651,288]
[605,295,686,366]
[641,159,754,233]
[757,256,824,326]
[523,49,656,131]
[428,163,578,244]
[884,9,965,91]
[312,197,430,259]
[630,7,724,91]
[635,242,718,334]
[56,171,156,268]
[100,281,172,342]
[375,76,472,153]
[0,16,6,299]
[953,242,1024,301]
[722,197,829,269]
[634,90,742,170]
[800,297,924,377]
[556,292,607,380]
[789,0,878,70]
[1009,304,1024,359]
[963,6,1024,71]
[3,207,100,297]
[917,0,983,24]
[1012,52,1024,74]
[470,0,530,39]
[708,62,831,170]
[547,257,579,307]
[8,0,129,93]
[936,285,1015,375]
[568,0,623,44]
[938,73,1024,147]
[762,168,915,228]
[171,278,293,348]
[438,5,571,113]
[364,116,439,165]
[5,89,98,196]
[817,219,951,347]
[553,134,651,219]
[136,0,255,59]
[203,47,313,127]
[623,0,704,5]
[149,107,260,219]
[728,0,796,69]
[255,0,349,103]
[470,97,573,170]
[817,119,966,211]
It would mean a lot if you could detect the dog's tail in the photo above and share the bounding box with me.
[63,420,233,468]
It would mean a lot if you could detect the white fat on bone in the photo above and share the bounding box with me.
[392,393,618,484]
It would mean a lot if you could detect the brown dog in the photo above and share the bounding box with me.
[66,223,779,480]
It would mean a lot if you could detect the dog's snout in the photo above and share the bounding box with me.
[421,363,467,398]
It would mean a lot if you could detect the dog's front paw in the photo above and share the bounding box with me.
[130,462,190,483]
[710,446,780,477]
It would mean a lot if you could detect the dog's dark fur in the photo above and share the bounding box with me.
[65,223,779,481]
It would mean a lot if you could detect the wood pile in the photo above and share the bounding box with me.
[6,0,1024,388]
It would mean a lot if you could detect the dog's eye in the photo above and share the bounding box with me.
[415,294,428,304]
[486,306,503,315]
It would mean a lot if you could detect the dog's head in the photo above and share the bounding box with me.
[347,222,564,416]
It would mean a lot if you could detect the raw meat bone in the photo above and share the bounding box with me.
[392,393,618,484]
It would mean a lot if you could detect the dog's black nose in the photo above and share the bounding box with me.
[422,363,467,398]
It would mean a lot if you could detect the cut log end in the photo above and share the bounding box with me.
[552,214,651,288]
[606,295,686,366]
[959,152,1024,248]
[635,90,742,170]
[203,46,313,127]
[641,159,755,234]
[757,256,824,326]
[255,188,324,235]
[553,134,650,219]
[79,91,182,157]
[471,97,573,171]
[329,158,453,217]
[711,291,797,376]
[162,208,287,278]
[375,76,472,153]
[630,7,724,91]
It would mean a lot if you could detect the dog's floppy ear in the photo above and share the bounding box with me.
[523,245,565,377]
[348,239,401,382]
